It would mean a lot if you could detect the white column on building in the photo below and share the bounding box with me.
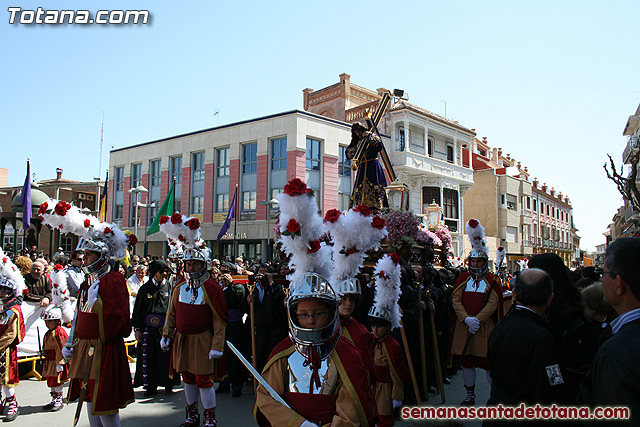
[453,136,458,165]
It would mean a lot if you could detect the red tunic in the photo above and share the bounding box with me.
[0,307,25,387]
[67,270,135,415]
[43,325,69,387]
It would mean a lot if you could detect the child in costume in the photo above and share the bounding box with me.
[0,248,27,422]
[369,253,410,427]
[40,305,69,412]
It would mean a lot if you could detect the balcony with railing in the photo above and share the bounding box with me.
[623,136,639,165]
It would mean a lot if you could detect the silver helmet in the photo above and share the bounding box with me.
[183,248,208,280]
[77,237,110,277]
[368,304,392,324]
[335,277,361,298]
[0,277,17,306]
[467,247,489,278]
[41,305,63,321]
[287,273,341,361]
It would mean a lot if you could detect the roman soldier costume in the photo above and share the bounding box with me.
[448,219,504,405]
[254,179,378,427]
[40,198,135,425]
[0,248,26,422]
[160,214,227,427]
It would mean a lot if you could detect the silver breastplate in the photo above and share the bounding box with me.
[287,350,336,394]
[179,283,204,304]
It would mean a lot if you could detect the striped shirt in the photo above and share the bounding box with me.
[610,308,640,334]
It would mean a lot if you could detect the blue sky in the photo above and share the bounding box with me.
[2,0,639,251]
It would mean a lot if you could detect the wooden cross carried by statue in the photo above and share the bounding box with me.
[350,90,396,182]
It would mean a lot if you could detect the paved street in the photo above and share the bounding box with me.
[8,361,491,426]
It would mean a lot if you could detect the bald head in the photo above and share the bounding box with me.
[513,268,554,308]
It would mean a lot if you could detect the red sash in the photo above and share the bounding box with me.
[375,365,391,383]
[176,302,213,334]
[76,311,100,339]
[284,392,337,425]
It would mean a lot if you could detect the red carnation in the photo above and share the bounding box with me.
[23,288,29,295]
[324,209,341,223]
[159,215,170,224]
[186,218,200,230]
[54,201,70,216]
[283,178,312,197]
[104,227,112,234]
[171,213,183,224]
[54,264,63,271]
[129,234,138,247]
[353,205,371,216]
[84,219,91,228]
[2,257,6,264]
[346,247,356,255]
[53,283,59,288]
[380,270,388,279]
[178,235,185,242]
[307,240,321,253]
[38,203,48,216]
[390,253,400,264]
[371,215,386,229]
[497,246,504,252]
[468,218,479,228]
[286,219,301,234]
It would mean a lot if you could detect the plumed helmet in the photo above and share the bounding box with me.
[287,273,341,361]
[158,214,209,280]
[466,218,489,278]
[0,247,27,305]
[41,305,63,321]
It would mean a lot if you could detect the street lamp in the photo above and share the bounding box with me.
[137,200,156,257]
[259,198,279,262]
[127,185,148,255]
[425,200,443,230]
[384,180,410,211]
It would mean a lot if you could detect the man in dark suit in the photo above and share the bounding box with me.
[577,237,640,425]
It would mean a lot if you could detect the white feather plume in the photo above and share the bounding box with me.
[466,218,488,256]
[372,254,402,330]
[39,198,130,260]
[494,246,507,269]
[276,182,332,284]
[324,208,387,283]
[50,267,74,323]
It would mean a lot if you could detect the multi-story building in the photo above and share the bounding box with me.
[530,178,575,266]
[108,110,351,259]
[462,139,533,271]
[304,74,475,255]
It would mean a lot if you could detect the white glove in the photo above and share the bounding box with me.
[56,364,64,372]
[209,349,223,359]
[464,317,480,334]
[87,280,100,310]
[392,399,403,409]
[160,337,171,351]
[300,422,317,427]
[62,346,74,359]
[503,290,512,299]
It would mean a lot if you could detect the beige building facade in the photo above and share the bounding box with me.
[304,74,475,256]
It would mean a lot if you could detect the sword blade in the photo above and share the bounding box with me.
[225,341,290,409]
